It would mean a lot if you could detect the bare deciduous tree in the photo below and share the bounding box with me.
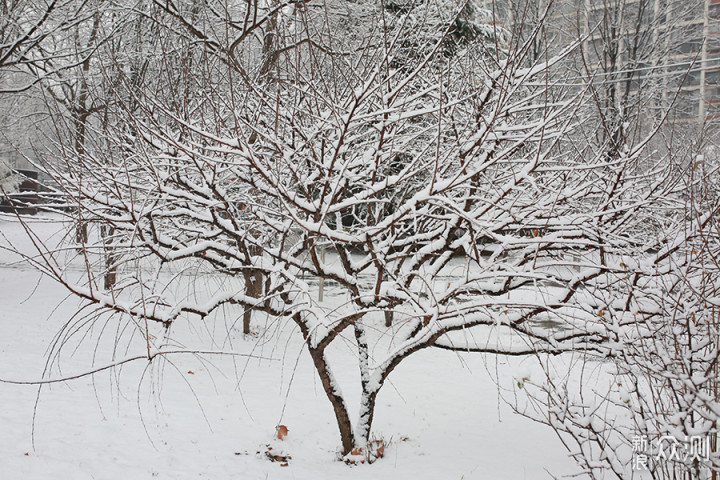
[0,0,97,93]
[5,0,708,469]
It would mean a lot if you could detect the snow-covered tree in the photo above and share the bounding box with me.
[5,0,704,468]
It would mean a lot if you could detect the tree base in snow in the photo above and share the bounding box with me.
[342,439,386,465]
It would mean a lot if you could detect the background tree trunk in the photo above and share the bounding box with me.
[242,268,263,334]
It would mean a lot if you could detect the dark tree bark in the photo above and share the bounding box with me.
[242,268,263,334]
[307,344,355,454]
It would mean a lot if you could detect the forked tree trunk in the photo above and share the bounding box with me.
[296,316,385,457]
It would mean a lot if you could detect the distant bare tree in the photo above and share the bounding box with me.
[0,0,95,93]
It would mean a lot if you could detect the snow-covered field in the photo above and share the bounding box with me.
[0,214,584,479]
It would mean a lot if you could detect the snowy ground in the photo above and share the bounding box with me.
[0,214,586,479]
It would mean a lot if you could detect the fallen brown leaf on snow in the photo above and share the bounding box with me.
[275,424,288,440]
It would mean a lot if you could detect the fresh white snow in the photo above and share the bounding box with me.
[0,214,585,479]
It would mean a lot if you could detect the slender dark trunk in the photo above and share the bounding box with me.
[258,4,278,78]
[384,310,393,327]
[75,219,88,244]
[242,268,262,334]
[306,344,355,454]
[102,224,117,289]
[104,258,117,289]
[72,109,89,246]
[71,13,100,246]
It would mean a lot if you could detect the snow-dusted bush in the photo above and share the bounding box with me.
[511,138,720,479]
[0,158,21,193]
